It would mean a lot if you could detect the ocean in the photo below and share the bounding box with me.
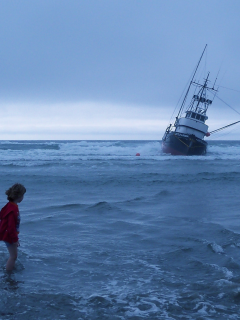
[1,140,240,320]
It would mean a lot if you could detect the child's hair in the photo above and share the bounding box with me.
[5,183,26,202]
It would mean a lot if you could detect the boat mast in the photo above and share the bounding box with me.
[194,72,210,113]
[177,44,207,118]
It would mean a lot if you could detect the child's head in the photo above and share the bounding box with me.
[6,183,26,203]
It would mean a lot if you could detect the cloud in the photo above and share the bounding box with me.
[0,1,240,107]
[0,1,240,140]
[0,99,239,140]
[0,101,169,140]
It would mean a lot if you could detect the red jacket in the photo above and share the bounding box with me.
[0,202,19,243]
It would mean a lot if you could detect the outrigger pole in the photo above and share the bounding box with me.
[209,120,240,135]
[177,44,207,118]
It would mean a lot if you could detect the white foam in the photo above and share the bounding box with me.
[125,301,160,317]
[60,140,161,157]
[209,264,233,279]
[138,259,163,273]
[214,279,233,287]
[210,242,224,254]
[194,302,211,315]
[1,140,240,163]
[207,143,240,160]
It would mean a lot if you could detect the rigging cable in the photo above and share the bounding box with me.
[217,85,240,93]
[177,44,207,118]
[208,95,240,135]
[168,77,191,124]
[215,95,240,116]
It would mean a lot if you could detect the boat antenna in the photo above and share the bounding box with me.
[213,75,218,90]
[212,67,221,90]
[177,44,207,118]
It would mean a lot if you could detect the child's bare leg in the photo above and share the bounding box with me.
[6,243,18,271]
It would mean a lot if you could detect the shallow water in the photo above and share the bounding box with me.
[1,140,240,319]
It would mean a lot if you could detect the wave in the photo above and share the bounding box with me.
[122,196,146,203]
[153,190,171,197]
[0,140,240,163]
[88,201,111,208]
[0,141,60,151]
[208,242,224,254]
[48,203,87,210]
[117,191,171,205]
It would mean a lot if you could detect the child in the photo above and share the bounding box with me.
[0,183,26,271]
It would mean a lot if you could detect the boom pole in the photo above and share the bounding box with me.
[209,120,240,134]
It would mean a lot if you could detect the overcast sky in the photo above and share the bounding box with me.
[0,0,240,139]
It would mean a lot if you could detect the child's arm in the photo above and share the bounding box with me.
[7,212,19,243]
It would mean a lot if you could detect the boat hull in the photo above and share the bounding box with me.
[162,132,207,156]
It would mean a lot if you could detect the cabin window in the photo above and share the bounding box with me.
[191,112,196,119]
[196,114,201,120]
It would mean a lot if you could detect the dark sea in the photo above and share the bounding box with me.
[1,140,240,320]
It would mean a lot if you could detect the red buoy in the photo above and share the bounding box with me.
[205,132,210,137]
[136,153,140,156]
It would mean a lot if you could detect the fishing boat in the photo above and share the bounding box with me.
[162,44,240,155]
[162,45,215,155]
[162,46,240,156]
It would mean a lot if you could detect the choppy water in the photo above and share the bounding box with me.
[1,140,240,319]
